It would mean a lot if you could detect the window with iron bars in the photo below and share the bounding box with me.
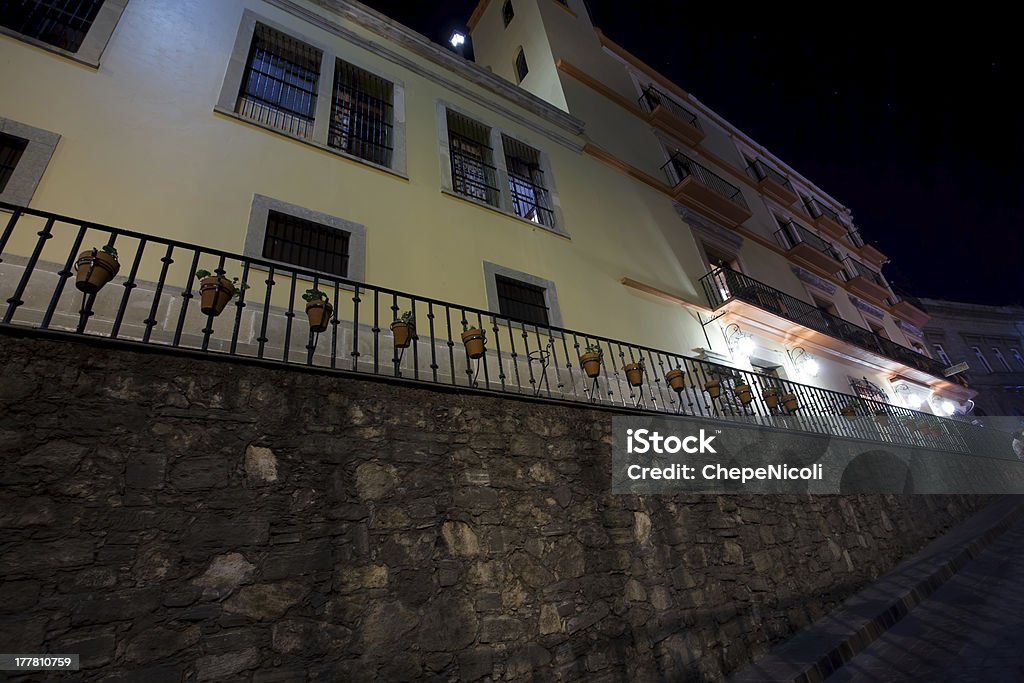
[446,110,500,207]
[237,24,322,140]
[328,59,394,167]
[0,133,28,194]
[502,136,554,227]
[262,210,350,277]
[495,274,549,326]
[0,0,105,53]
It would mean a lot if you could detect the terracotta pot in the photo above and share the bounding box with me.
[199,276,236,316]
[762,391,780,409]
[735,383,753,404]
[305,298,333,333]
[624,363,644,387]
[665,369,686,391]
[782,393,799,413]
[74,249,120,294]
[841,407,856,420]
[580,352,602,378]
[461,328,486,359]
[705,379,721,399]
[874,413,890,428]
[391,321,414,348]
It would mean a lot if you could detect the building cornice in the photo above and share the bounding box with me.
[272,0,585,148]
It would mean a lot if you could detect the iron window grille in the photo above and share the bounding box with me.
[328,59,394,167]
[237,24,322,140]
[0,133,28,193]
[262,210,350,277]
[495,274,549,326]
[447,110,501,207]
[502,0,514,27]
[0,0,105,53]
[502,135,554,227]
[514,48,528,82]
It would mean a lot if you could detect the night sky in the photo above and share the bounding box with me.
[363,2,1022,307]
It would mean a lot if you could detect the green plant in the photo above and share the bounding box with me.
[396,310,415,325]
[584,343,602,355]
[842,399,860,411]
[762,386,781,396]
[101,245,118,259]
[195,270,249,292]
[302,288,330,303]
[873,407,887,416]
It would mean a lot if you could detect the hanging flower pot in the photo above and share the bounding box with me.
[579,345,602,378]
[74,246,120,294]
[734,383,753,404]
[665,369,686,391]
[705,378,722,399]
[462,328,486,359]
[624,362,644,387]
[196,270,246,317]
[873,410,890,428]
[840,403,858,420]
[762,387,781,409]
[782,393,799,413]
[391,311,415,348]
[302,289,333,333]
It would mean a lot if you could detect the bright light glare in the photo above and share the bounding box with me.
[450,32,466,47]
[906,393,924,408]
[736,336,756,358]
[802,358,820,377]
[941,400,955,416]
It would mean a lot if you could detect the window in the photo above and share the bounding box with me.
[502,135,553,226]
[495,274,549,326]
[1,0,105,53]
[1011,348,1024,370]
[868,322,889,340]
[262,210,349,277]
[514,48,528,83]
[971,346,993,373]
[0,133,28,193]
[446,110,500,207]
[933,343,952,366]
[329,59,394,167]
[502,0,514,27]
[237,24,322,140]
[993,347,1012,372]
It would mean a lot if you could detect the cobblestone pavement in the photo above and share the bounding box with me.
[829,516,1024,682]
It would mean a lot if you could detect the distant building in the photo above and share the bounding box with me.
[921,298,1024,420]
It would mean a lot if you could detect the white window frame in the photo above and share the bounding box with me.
[933,343,952,367]
[215,10,407,176]
[1011,348,1024,370]
[993,347,1012,372]
[971,345,993,373]
[0,0,129,67]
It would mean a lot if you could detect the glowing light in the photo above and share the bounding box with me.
[449,32,466,48]
[736,336,756,358]
[941,400,955,416]
[802,358,820,377]
[906,393,924,409]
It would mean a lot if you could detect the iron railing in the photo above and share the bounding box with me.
[804,196,843,225]
[0,203,1007,459]
[700,266,954,382]
[775,220,841,263]
[637,85,701,129]
[746,159,793,191]
[844,256,887,288]
[661,152,748,209]
[846,227,866,248]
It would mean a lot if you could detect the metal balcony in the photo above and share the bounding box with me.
[775,220,843,276]
[638,85,704,148]
[803,197,848,239]
[747,159,798,206]
[843,256,890,304]
[661,151,751,227]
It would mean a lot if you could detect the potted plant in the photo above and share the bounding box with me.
[579,344,602,378]
[840,400,859,419]
[623,359,644,387]
[302,288,333,333]
[762,386,781,409]
[705,377,722,399]
[782,392,799,413]
[872,408,890,428]
[196,270,248,316]
[900,416,922,433]
[665,368,687,391]
[734,382,753,404]
[391,311,415,348]
[462,326,486,359]
[75,245,120,294]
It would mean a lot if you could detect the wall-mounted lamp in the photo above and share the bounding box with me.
[724,324,755,359]
[787,347,819,378]
[894,383,928,409]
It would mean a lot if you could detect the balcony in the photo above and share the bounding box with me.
[0,202,996,456]
[775,220,843,277]
[661,152,752,227]
[845,227,887,265]
[843,256,890,305]
[803,197,848,240]
[638,85,705,147]
[699,266,965,392]
[887,294,931,327]
[747,159,798,206]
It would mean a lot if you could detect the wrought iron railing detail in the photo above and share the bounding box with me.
[661,152,748,209]
[844,256,886,287]
[0,203,1003,458]
[804,196,843,224]
[747,159,793,190]
[775,220,841,262]
[637,85,701,129]
[700,266,953,382]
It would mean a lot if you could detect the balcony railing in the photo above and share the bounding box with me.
[661,152,748,209]
[746,159,792,189]
[804,197,843,224]
[775,220,841,261]
[0,203,1004,458]
[699,266,954,382]
[637,85,700,128]
[844,256,886,287]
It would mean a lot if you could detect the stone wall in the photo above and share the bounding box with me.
[0,331,990,681]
